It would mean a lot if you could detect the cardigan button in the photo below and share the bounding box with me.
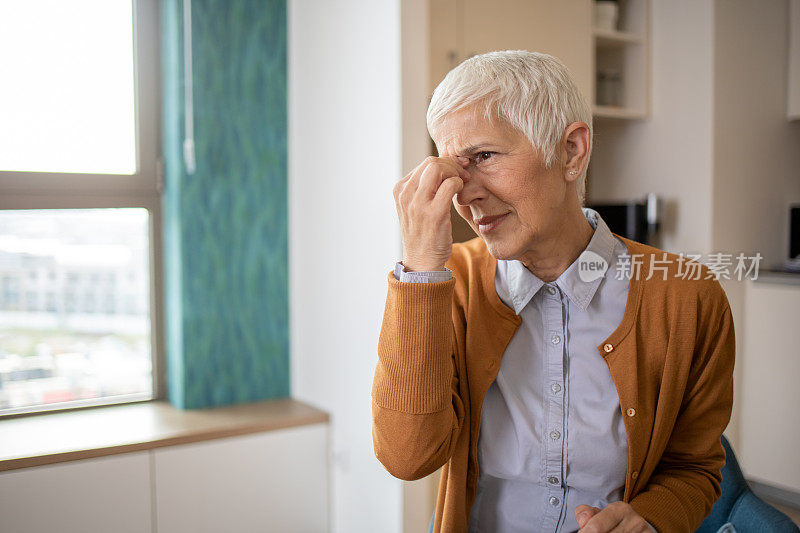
[603,343,614,353]
[632,470,639,480]
[627,408,636,417]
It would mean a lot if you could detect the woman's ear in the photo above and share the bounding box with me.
[563,121,590,180]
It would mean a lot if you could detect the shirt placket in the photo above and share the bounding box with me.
[541,282,567,532]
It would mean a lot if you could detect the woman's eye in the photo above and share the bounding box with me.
[476,151,494,163]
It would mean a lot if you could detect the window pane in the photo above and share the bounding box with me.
[0,209,152,414]
[0,1,136,175]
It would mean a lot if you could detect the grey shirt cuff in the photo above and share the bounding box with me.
[393,262,453,283]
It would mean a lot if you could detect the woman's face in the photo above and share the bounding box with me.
[431,106,573,261]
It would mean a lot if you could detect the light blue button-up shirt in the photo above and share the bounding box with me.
[395,208,655,533]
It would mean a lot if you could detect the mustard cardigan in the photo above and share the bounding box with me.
[372,235,735,533]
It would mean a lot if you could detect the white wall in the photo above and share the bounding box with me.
[712,0,800,473]
[288,2,404,532]
[588,0,715,256]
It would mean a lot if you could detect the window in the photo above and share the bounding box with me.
[0,0,162,417]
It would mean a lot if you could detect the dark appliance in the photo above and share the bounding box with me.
[588,193,662,246]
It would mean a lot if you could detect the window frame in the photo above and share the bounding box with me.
[0,0,165,418]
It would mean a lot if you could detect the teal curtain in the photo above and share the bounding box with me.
[162,0,288,409]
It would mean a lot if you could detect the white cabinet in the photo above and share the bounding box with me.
[0,451,152,533]
[0,423,329,533]
[739,279,800,492]
[154,424,328,533]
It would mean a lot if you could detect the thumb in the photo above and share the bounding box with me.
[433,176,463,206]
[575,505,601,528]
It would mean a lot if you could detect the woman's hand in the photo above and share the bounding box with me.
[575,502,653,532]
[394,156,471,272]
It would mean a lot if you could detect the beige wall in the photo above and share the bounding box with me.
[713,0,800,268]
[587,0,715,256]
[712,0,800,480]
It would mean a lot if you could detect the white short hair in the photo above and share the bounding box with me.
[427,50,593,205]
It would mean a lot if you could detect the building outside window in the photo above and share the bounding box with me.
[0,0,162,416]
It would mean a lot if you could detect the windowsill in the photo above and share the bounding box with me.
[0,398,329,472]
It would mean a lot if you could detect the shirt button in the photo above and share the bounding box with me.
[549,430,561,440]
[549,496,560,506]
[546,285,556,295]
[627,408,636,417]
[603,343,614,353]
[550,382,561,394]
[548,476,559,485]
[551,334,561,345]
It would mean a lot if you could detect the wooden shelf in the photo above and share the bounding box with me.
[0,397,328,472]
[592,0,650,119]
[593,28,644,47]
[593,105,647,120]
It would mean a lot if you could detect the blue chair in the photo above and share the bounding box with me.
[431,435,799,533]
[696,435,798,533]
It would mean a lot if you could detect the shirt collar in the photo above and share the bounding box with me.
[498,207,618,314]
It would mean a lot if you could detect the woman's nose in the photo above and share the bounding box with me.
[454,171,486,206]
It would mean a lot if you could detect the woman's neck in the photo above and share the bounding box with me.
[518,207,594,283]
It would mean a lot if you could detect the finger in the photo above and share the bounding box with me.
[406,156,438,182]
[612,510,651,533]
[443,154,472,173]
[449,156,472,180]
[417,160,457,200]
[398,159,432,206]
[397,156,438,197]
[579,506,623,533]
[432,176,463,213]
[419,159,470,200]
[575,506,602,529]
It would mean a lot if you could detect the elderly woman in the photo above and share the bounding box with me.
[371,51,734,533]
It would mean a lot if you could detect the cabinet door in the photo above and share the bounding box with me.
[461,0,593,101]
[740,282,800,492]
[153,424,328,533]
[0,451,152,533]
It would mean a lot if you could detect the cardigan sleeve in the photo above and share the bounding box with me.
[629,293,736,532]
[371,270,465,481]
